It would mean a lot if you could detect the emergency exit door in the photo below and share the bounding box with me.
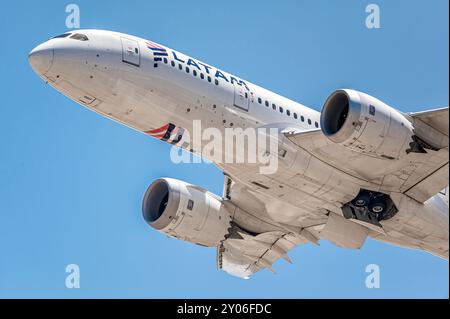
[121,37,140,67]
[233,85,250,111]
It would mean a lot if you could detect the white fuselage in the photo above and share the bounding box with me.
[29,29,449,259]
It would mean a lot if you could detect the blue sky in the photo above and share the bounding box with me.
[0,0,448,298]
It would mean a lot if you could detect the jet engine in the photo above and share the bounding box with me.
[142,178,231,247]
[320,89,418,159]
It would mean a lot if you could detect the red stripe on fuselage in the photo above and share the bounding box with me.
[146,124,170,135]
[145,41,165,50]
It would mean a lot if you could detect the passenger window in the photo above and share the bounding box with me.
[193,70,197,76]
[265,101,269,107]
[293,113,298,119]
[315,121,319,128]
[163,58,168,64]
[279,107,283,113]
[215,79,219,85]
[171,61,175,67]
[286,110,290,116]
[245,92,248,98]
[308,119,312,125]
[186,67,190,73]
[200,73,205,79]
[272,103,276,110]
[301,116,305,122]
[207,76,212,82]
[178,64,182,70]
[258,97,262,104]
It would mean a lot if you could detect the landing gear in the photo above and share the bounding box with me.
[342,189,398,227]
[369,198,387,214]
[352,194,370,207]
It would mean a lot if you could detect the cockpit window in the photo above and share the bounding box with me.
[52,33,72,39]
[70,33,89,41]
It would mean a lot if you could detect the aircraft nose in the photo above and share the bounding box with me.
[28,41,54,75]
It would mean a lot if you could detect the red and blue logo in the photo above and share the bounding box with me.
[145,123,185,145]
[146,41,168,62]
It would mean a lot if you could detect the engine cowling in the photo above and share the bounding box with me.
[320,89,415,159]
[142,178,231,247]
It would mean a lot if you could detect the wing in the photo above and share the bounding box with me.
[217,175,320,278]
[285,108,449,203]
[405,107,449,201]
[218,173,385,278]
[217,176,372,278]
[409,107,449,137]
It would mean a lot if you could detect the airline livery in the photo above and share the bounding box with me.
[29,30,449,278]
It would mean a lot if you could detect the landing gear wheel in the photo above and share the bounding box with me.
[369,199,386,214]
[352,194,370,207]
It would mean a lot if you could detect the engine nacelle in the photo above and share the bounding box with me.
[142,178,231,247]
[320,89,415,159]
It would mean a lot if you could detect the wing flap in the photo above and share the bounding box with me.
[218,226,307,279]
[405,162,449,203]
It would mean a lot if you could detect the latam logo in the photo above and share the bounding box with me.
[145,39,249,91]
[145,123,184,145]
[146,41,168,62]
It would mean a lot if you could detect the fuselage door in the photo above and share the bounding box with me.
[121,37,140,67]
[233,85,250,111]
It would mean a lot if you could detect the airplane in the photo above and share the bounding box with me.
[28,29,449,279]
